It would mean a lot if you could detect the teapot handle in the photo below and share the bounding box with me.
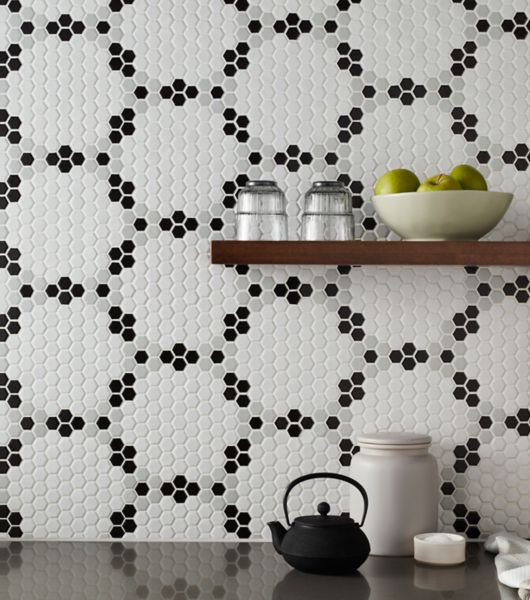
[283,472,369,527]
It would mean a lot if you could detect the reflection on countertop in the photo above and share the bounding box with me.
[0,540,518,599]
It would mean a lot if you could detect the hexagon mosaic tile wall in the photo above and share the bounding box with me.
[0,0,528,541]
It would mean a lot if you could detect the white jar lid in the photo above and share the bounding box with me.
[358,431,431,449]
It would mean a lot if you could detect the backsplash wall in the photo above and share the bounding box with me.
[0,0,529,540]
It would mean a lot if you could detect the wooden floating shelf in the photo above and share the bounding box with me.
[211,241,530,266]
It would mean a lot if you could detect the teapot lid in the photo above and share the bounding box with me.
[294,502,355,528]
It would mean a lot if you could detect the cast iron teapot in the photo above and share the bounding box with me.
[268,472,370,575]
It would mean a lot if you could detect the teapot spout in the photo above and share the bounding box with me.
[267,521,287,555]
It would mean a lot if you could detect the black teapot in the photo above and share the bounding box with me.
[268,472,370,575]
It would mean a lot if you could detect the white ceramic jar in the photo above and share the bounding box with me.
[350,432,439,556]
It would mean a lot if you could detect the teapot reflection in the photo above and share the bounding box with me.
[272,569,370,600]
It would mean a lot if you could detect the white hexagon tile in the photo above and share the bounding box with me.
[0,0,528,542]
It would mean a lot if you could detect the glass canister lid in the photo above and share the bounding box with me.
[246,180,277,187]
[357,431,432,449]
[303,181,352,215]
[237,180,287,214]
[311,181,346,190]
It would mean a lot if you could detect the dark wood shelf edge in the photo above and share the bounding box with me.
[211,241,530,266]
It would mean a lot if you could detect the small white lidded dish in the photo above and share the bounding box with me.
[414,533,466,566]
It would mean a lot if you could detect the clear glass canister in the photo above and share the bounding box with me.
[301,181,354,241]
[235,180,288,241]
[301,214,354,241]
[350,432,439,557]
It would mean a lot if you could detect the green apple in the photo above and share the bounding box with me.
[374,169,420,195]
[450,164,488,191]
[417,174,462,192]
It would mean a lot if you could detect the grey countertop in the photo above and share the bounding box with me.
[0,540,517,599]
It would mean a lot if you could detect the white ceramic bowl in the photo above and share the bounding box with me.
[373,190,513,241]
[414,533,466,566]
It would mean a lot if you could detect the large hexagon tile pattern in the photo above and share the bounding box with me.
[0,0,528,541]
